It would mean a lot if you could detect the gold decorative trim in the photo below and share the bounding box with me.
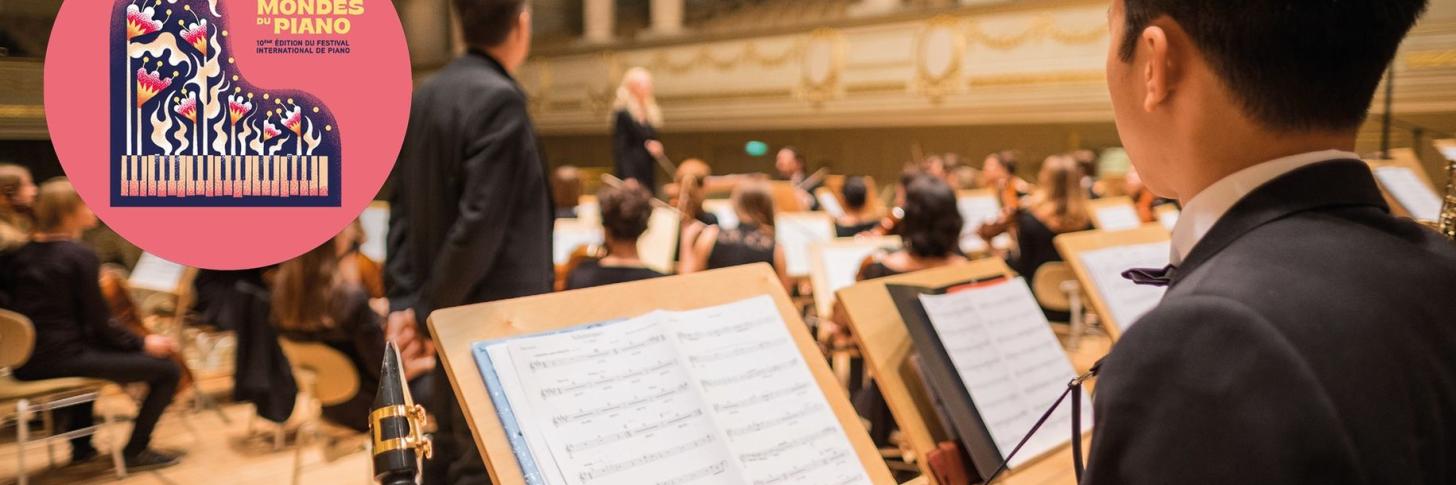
[657,88,792,104]
[967,70,1105,87]
[631,40,801,75]
[0,105,45,119]
[795,28,846,105]
[965,15,1106,50]
[912,16,967,103]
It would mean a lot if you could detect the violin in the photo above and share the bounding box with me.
[99,267,195,396]
[1135,189,1158,224]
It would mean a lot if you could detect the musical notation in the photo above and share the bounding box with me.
[751,450,853,485]
[916,279,1091,468]
[1079,241,1170,329]
[481,296,871,485]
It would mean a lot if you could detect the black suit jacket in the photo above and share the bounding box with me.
[612,109,658,192]
[1084,160,1456,484]
[385,51,554,321]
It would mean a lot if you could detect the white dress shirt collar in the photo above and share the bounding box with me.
[1170,149,1360,265]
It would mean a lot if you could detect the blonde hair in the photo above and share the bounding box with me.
[33,178,85,233]
[1032,155,1091,233]
[611,67,664,127]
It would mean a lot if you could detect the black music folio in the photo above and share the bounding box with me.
[886,282,1000,484]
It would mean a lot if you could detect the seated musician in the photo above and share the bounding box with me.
[673,158,718,226]
[565,181,664,290]
[978,154,1092,320]
[271,232,435,432]
[835,176,881,237]
[680,182,788,287]
[0,163,37,252]
[858,173,967,279]
[0,179,183,470]
[981,150,1032,198]
[775,146,820,210]
[551,165,583,220]
[851,172,968,446]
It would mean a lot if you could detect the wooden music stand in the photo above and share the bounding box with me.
[1053,224,1170,341]
[1366,151,1441,221]
[770,180,808,213]
[836,260,1096,485]
[428,264,897,485]
[1087,196,1141,231]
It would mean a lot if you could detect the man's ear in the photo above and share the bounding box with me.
[1140,25,1172,113]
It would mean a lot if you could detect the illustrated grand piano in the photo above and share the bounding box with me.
[111,0,340,207]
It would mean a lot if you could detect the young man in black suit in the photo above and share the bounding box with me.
[385,0,551,483]
[1087,0,1456,483]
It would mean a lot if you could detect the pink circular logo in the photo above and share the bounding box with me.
[45,0,411,269]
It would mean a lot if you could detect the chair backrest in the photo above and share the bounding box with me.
[1032,262,1077,313]
[0,308,35,369]
[277,338,360,407]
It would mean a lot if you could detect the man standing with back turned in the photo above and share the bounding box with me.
[386,1,551,484]
[1087,0,1456,483]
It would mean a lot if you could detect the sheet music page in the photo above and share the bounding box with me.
[1374,167,1442,221]
[1439,145,1456,162]
[358,206,389,262]
[665,296,872,485]
[916,279,1091,468]
[637,208,681,274]
[1095,204,1141,231]
[819,243,890,295]
[553,222,604,265]
[957,195,1000,254]
[129,252,187,292]
[777,216,835,277]
[489,314,750,485]
[817,191,846,219]
[703,200,740,230]
[1079,241,1170,329]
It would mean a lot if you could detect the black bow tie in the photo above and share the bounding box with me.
[1122,265,1178,287]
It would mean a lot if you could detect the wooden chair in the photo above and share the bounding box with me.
[276,337,362,485]
[1032,262,1089,350]
[0,309,126,484]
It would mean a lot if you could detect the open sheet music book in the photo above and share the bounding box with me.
[129,252,187,293]
[473,295,873,485]
[1077,241,1169,330]
[887,277,1091,477]
[1372,166,1442,222]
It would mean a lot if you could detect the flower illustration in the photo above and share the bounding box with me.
[175,93,198,122]
[181,20,209,57]
[136,68,173,108]
[283,106,303,135]
[228,94,252,125]
[263,120,282,141]
[126,5,163,40]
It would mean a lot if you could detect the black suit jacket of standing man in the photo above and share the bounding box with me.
[1083,160,1456,484]
[386,49,554,485]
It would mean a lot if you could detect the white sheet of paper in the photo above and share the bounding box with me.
[817,192,846,219]
[485,296,871,485]
[1079,241,1170,330]
[916,279,1091,468]
[576,202,601,228]
[819,243,892,296]
[776,215,836,277]
[553,222,604,265]
[638,207,680,274]
[957,195,1001,254]
[1095,204,1141,231]
[1439,146,1456,162]
[1157,208,1179,231]
[1374,167,1442,221]
[703,200,739,230]
[358,205,389,263]
[129,252,186,293]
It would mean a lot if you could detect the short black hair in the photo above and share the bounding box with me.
[453,0,527,48]
[1119,0,1428,131]
[598,182,653,242]
[842,176,868,210]
[901,173,962,259]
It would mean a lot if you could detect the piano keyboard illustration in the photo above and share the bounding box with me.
[118,155,330,198]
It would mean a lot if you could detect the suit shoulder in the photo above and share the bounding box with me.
[414,60,525,111]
